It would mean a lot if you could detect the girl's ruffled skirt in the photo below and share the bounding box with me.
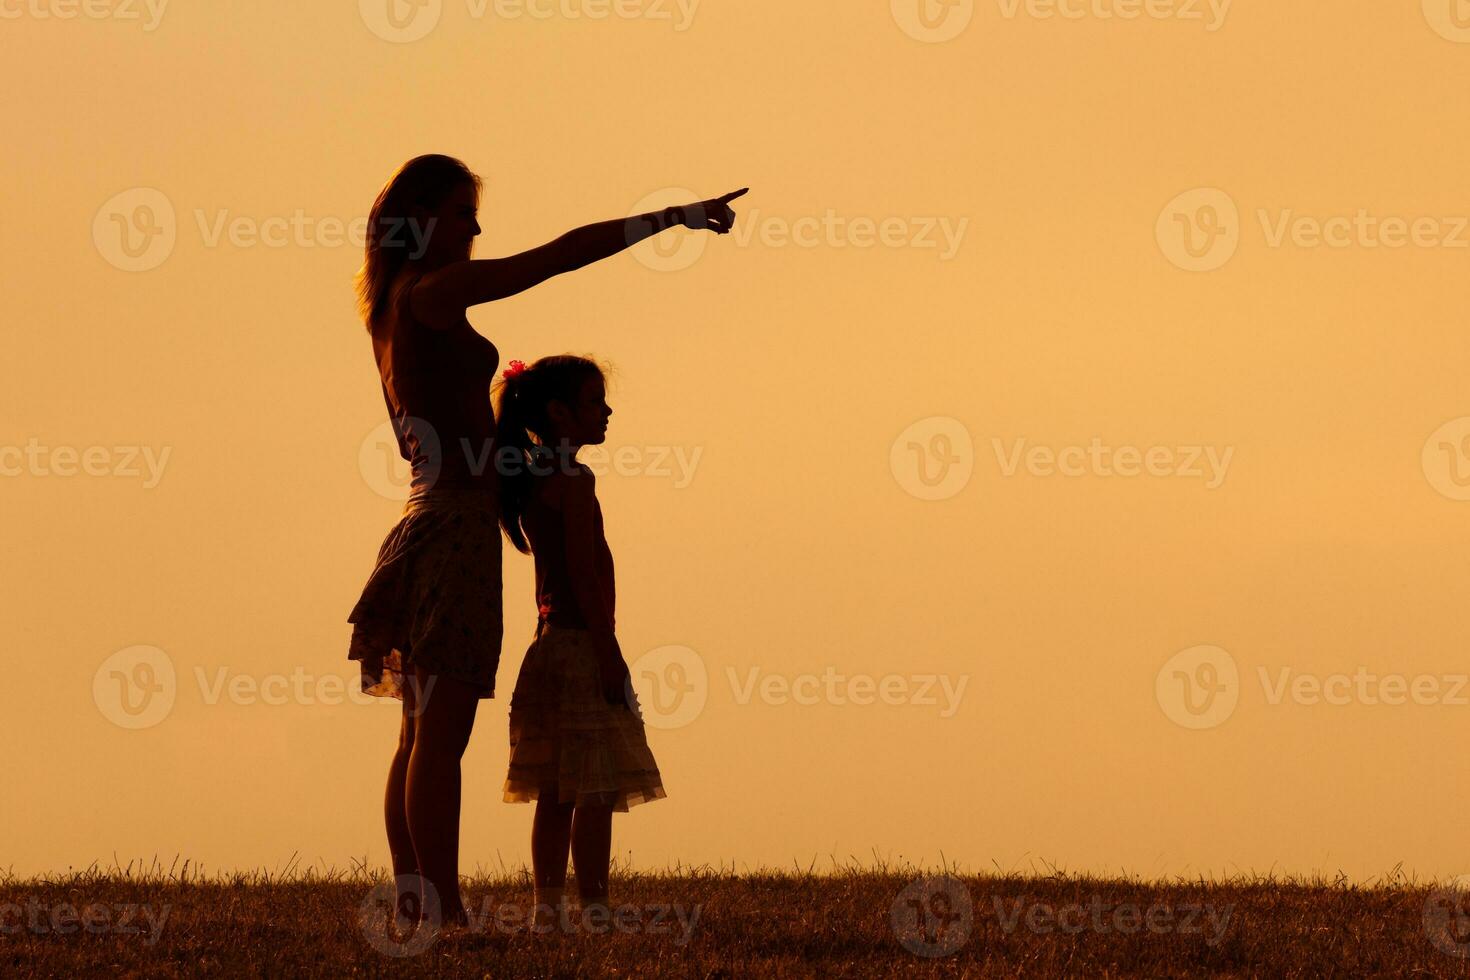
[504,625,666,811]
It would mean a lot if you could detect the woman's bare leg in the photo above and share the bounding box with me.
[385,675,418,917]
[405,666,480,925]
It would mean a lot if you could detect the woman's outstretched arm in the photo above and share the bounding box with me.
[413,188,748,325]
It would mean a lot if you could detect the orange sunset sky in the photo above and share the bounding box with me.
[5,0,1470,881]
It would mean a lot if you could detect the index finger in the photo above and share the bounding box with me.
[717,187,749,204]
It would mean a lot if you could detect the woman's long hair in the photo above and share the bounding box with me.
[355,154,481,328]
[493,355,608,554]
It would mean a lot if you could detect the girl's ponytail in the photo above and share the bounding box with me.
[492,355,606,555]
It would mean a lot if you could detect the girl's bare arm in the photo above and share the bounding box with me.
[559,468,629,705]
[559,467,615,639]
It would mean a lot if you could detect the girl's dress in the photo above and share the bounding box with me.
[503,473,666,810]
[346,271,504,699]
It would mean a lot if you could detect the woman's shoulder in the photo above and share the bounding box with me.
[391,268,430,320]
[368,270,421,333]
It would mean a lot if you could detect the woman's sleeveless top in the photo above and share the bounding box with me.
[372,271,499,497]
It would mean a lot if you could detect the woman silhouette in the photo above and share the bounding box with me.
[346,154,745,926]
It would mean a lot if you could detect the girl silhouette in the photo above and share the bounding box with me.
[345,153,744,926]
[494,355,665,931]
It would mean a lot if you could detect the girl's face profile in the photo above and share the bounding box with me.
[549,375,612,448]
[413,181,480,264]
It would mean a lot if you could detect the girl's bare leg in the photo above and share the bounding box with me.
[570,802,615,925]
[532,795,576,888]
[405,666,480,925]
[531,794,575,929]
[385,676,418,917]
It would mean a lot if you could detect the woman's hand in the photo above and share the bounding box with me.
[673,188,749,235]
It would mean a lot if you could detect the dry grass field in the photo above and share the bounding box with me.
[3,858,1470,977]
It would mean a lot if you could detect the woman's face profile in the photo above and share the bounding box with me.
[412,180,481,265]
